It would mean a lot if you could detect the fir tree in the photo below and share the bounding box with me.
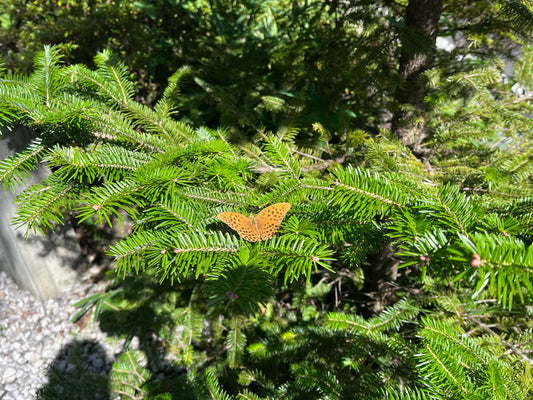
[1,36,532,399]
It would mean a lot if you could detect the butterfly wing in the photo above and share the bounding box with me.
[255,203,291,240]
[217,211,261,242]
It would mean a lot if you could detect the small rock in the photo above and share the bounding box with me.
[65,362,77,374]
[91,357,105,369]
[32,360,44,372]
[28,313,39,323]
[3,366,17,382]
[4,382,19,391]
[24,352,41,363]
[11,350,22,363]
[39,317,50,329]
[56,359,68,372]
[41,348,55,360]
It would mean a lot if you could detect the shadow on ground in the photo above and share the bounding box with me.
[35,339,111,400]
[35,275,199,399]
[96,275,197,399]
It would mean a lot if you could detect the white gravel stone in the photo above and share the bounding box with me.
[41,348,55,360]
[4,383,19,392]
[3,366,16,382]
[11,350,22,363]
[24,351,41,363]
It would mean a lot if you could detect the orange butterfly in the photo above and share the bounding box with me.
[217,203,291,242]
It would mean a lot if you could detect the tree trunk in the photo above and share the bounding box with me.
[362,0,443,316]
[361,241,401,317]
[391,0,443,164]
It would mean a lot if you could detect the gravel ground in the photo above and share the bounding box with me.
[0,268,124,400]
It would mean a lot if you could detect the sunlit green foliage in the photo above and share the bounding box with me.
[1,43,533,398]
[1,0,533,398]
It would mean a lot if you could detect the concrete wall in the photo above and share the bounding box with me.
[0,127,82,299]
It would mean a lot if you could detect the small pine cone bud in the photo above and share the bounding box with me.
[471,253,481,267]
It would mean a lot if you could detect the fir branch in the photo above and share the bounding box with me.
[179,186,246,207]
[110,229,240,280]
[125,101,195,144]
[206,250,275,316]
[291,364,342,399]
[46,144,151,183]
[420,317,487,365]
[331,166,407,218]
[421,344,470,396]
[327,299,419,334]
[0,138,45,191]
[31,45,65,108]
[263,136,302,180]
[94,50,135,104]
[162,65,191,103]
[12,177,75,235]
[261,236,335,283]
[108,230,159,277]
[64,51,134,107]
[134,164,192,201]
[459,232,533,307]
[417,184,475,234]
[256,180,305,208]
[226,324,247,369]
[110,349,151,399]
[500,0,533,34]
[203,367,233,400]
[380,386,433,400]
[77,179,142,226]
[87,111,166,153]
